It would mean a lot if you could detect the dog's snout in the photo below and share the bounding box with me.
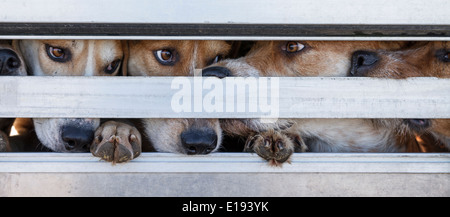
[180,129,218,155]
[350,51,379,77]
[61,125,94,152]
[0,49,21,76]
[202,66,232,78]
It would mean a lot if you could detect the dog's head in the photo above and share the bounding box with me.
[203,41,407,77]
[128,40,231,154]
[0,40,27,76]
[349,41,450,146]
[18,40,126,76]
[17,40,126,152]
[202,41,409,134]
[128,40,230,76]
[349,41,449,78]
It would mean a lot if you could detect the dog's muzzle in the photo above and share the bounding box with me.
[61,124,95,152]
[202,66,232,78]
[0,49,22,76]
[180,128,218,155]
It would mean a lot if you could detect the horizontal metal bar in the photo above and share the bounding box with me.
[0,152,448,174]
[0,23,448,39]
[0,77,449,118]
[0,0,448,25]
[2,36,450,41]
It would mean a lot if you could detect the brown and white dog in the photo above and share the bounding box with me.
[16,40,127,155]
[0,40,27,152]
[121,40,231,155]
[349,41,449,149]
[203,41,416,165]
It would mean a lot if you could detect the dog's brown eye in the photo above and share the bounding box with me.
[160,50,172,60]
[283,42,306,53]
[104,59,121,74]
[154,49,177,66]
[46,44,70,62]
[50,48,64,58]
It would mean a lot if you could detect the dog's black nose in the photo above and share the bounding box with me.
[202,66,232,78]
[61,125,94,152]
[0,49,21,76]
[180,128,217,155]
[350,51,379,76]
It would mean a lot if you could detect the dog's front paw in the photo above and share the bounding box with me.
[0,131,8,152]
[90,121,142,163]
[244,130,299,167]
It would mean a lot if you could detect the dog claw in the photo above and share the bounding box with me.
[93,136,101,144]
[109,135,116,143]
[130,134,137,142]
[90,121,142,164]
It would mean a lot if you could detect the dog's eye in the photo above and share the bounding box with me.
[154,49,177,65]
[207,55,224,66]
[442,52,449,62]
[283,42,306,53]
[436,49,450,62]
[104,59,121,74]
[46,44,70,62]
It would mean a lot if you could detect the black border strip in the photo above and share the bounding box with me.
[0,23,448,37]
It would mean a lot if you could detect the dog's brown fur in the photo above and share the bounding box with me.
[353,41,449,149]
[125,40,231,154]
[206,41,416,165]
[0,40,27,152]
[15,40,133,161]
[18,40,125,76]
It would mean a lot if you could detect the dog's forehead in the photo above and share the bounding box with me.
[92,40,123,59]
[132,40,188,50]
[94,40,122,51]
[40,39,80,48]
[435,41,449,50]
[200,41,231,54]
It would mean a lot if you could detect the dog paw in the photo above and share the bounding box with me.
[0,131,8,152]
[244,130,301,167]
[90,121,142,163]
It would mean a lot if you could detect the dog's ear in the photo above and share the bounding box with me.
[120,40,129,76]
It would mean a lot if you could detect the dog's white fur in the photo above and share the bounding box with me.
[127,40,230,154]
[16,40,124,152]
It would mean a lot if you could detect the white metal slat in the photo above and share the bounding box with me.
[0,0,448,40]
[0,153,448,174]
[0,153,449,197]
[0,76,448,118]
[0,0,447,25]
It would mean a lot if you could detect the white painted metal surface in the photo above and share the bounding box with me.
[0,0,448,25]
[0,153,449,197]
[0,76,448,118]
[0,152,448,174]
